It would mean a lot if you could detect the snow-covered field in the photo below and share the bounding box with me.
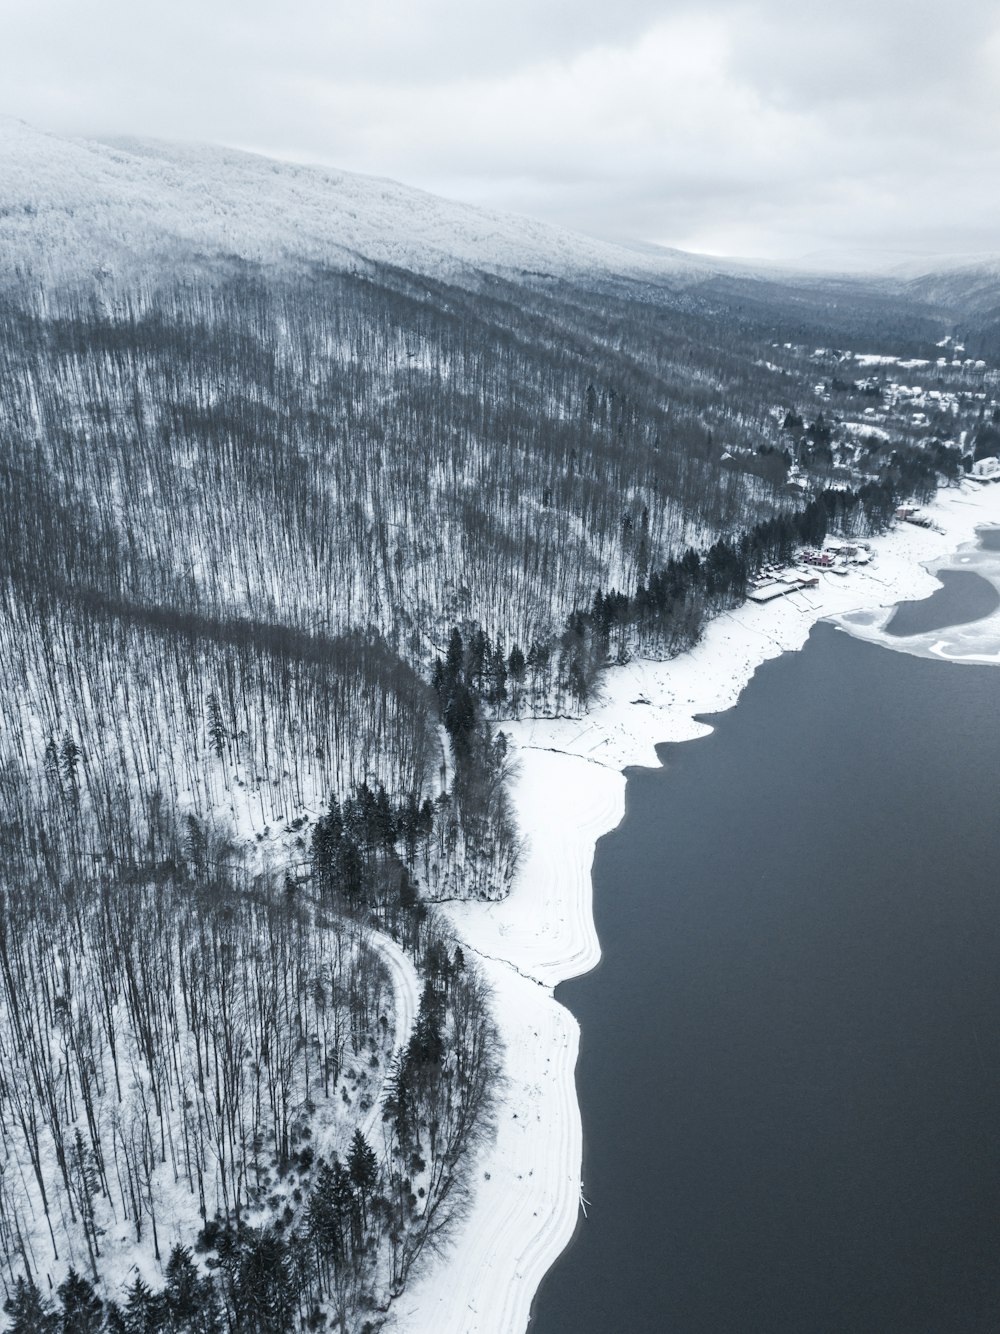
[396,480,1000,1334]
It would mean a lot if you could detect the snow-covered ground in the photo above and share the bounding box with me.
[361,929,420,1149]
[396,479,1000,1334]
[0,117,712,289]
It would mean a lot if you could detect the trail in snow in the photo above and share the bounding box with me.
[370,929,420,1051]
[296,910,419,1171]
[361,928,420,1148]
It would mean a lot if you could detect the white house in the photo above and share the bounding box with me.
[970,456,1000,482]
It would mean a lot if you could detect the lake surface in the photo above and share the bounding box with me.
[531,579,1000,1332]
[885,568,999,636]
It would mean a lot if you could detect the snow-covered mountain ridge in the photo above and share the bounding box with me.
[0,116,715,288]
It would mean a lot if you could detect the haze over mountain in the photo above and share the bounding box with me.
[0,116,717,288]
[6,115,999,314]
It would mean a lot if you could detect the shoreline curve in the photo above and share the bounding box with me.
[396,480,1000,1334]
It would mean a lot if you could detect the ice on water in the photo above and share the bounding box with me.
[833,528,1000,666]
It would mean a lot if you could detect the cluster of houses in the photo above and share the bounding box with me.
[799,540,871,567]
[748,570,820,603]
[747,540,873,604]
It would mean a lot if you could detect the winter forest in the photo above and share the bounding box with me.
[2,139,999,1332]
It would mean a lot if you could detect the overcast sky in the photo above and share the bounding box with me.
[3,0,999,263]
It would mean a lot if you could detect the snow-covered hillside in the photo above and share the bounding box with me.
[0,116,713,288]
[901,258,1000,314]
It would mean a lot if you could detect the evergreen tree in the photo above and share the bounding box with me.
[507,644,526,684]
[408,981,444,1066]
[383,1052,415,1147]
[307,1159,348,1270]
[340,835,365,900]
[120,1277,165,1334]
[102,1304,127,1334]
[3,1275,59,1334]
[163,1245,223,1334]
[206,692,228,760]
[445,627,464,684]
[44,734,61,787]
[56,1268,103,1334]
[229,1227,297,1334]
[60,731,83,789]
[347,1129,379,1230]
[185,813,207,876]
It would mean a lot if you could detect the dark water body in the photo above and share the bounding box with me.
[885,569,1000,636]
[978,527,1000,552]
[531,622,1000,1334]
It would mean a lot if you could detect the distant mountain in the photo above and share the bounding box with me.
[900,258,1000,315]
[765,249,997,279]
[0,116,715,289]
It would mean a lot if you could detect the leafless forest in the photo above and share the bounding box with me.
[0,250,995,1330]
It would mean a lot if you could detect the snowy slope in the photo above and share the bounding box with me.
[900,258,1000,314]
[0,116,714,288]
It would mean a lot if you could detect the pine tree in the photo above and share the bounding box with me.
[409,981,444,1066]
[56,1268,103,1333]
[3,1275,59,1333]
[507,644,526,683]
[310,811,336,892]
[330,1158,362,1255]
[44,735,61,787]
[445,627,464,684]
[185,813,207,876]
[120,1277,165,1334]
[340,836,364,901]
[206,692,228,761]
[307,1160,348,1270]
[383,1052,416,1148]
[230,1227,296,1334]
[60,731,83,789]
[102,1307,127,1334]
[347,1129,379,1230]
[163,1244,223,1334]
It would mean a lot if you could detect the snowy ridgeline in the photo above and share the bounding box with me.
[0,117,710,290]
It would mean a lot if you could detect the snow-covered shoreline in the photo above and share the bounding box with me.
[397,481,1000,1334]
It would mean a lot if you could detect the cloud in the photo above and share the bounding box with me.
[1,0,998,261]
